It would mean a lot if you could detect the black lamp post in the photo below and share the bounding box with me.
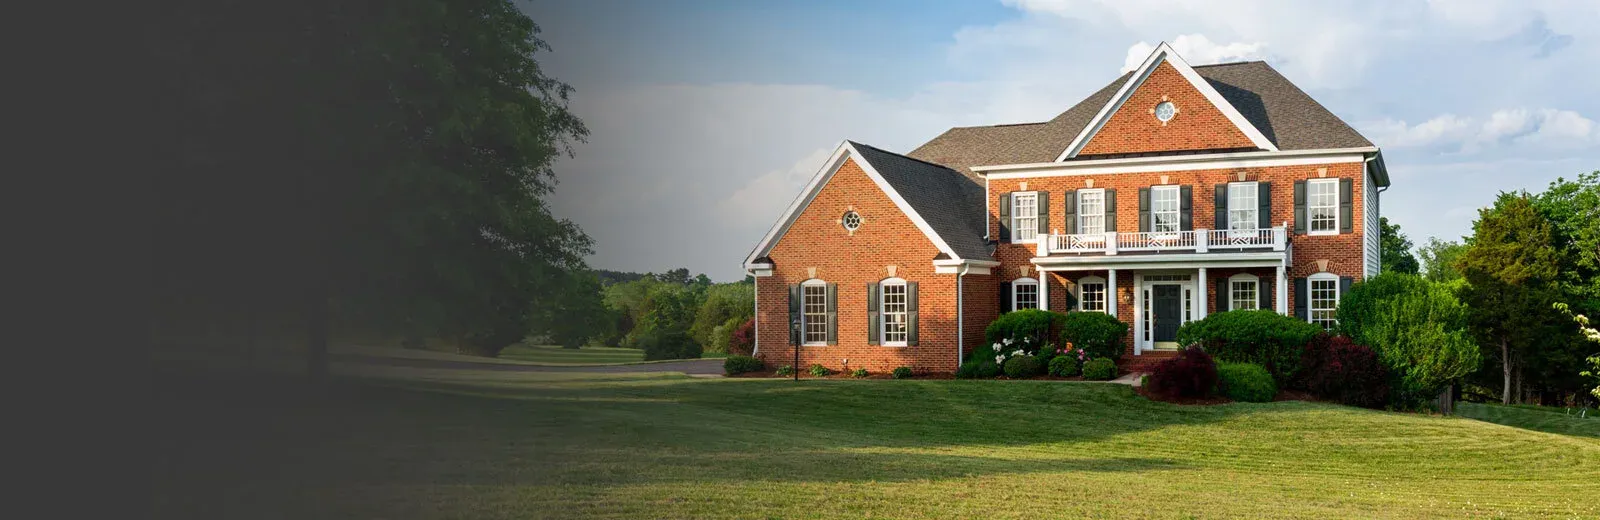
[790,317,801,382]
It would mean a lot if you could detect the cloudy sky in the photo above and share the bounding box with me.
[521,0,1600,281]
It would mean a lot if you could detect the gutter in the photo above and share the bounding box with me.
[957,264,968,367]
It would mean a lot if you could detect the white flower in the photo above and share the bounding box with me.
[1013,349,1024,357]
[995,355,1005,364]
[1003,338,1013,345]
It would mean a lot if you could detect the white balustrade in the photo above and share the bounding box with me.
[1035,226,1287,256]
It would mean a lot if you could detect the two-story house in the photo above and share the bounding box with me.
[742,43,1389,374]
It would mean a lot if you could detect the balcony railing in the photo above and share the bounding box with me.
[1035,226,1287,256]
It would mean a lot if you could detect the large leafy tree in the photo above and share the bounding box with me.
[1455,194,1561,404]
[152,0,591,375]
[1532,172,1600,311]
[1338,274,1479,407]
[1379,217,1420,275]
[1417,237,1467,283]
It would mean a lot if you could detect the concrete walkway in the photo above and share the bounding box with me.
[334,354,725,375]
[1111,372,1145,387]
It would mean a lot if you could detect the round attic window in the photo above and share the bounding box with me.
[1154,101,1177,122]
[841,211,862,231]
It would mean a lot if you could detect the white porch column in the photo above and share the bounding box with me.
[1196,267,1208,320]
[1276,264,1289,315]
[1132,272,1143,355]
[1039,270,1049,311]
[1107,269,1118,318]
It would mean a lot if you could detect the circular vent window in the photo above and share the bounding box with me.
[841,211,862,231]
[1154,101,1177,122]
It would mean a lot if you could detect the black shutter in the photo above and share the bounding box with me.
[1293,278,1308,321]
[1293,181,1307,235]
[1339,178,1354,233]
[1105,189,1118,232]
[788,284,803,344]
[1214,183,1229,230]
[1339,277,1354,308]
[1216,277,1229,312]
[1138,188,1151,232]
[907,281,919,346]
[1258,182,1272,230]
[1260,278,1273,311]
[1180,185,1193,231]
[866,282,880,346]
[1063,190,1077,235]
[1037,191,1050,236]
[998,192,1012,241]
[826,283,838,345]
[998,281,1011,314]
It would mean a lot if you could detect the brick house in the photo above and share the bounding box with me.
[742,43,1390,374]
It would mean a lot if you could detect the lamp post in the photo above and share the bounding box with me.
[790,317,801,382]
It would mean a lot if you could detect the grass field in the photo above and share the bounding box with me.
[152,365,1600,519]
[498,344,725,364]
[1457,401,1598,438]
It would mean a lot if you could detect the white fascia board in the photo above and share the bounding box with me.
[1056,42,1279,161]
[981,150,1370,180]
[1031,251,1287,270]
[932,258,1000,267]
[742,141,964,267]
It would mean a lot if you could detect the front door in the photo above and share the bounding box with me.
[1152,284,1182,344]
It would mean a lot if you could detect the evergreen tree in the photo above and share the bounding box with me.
[1455,194,1561,404]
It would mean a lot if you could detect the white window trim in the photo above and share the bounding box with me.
[1307,178,1339,236]
[1228,273,1260,311]
[1228,181,1259,232]
[1077,275,1107,313]
[1151,185,1181,234]
[801,279,828,346]
[1307,272,1340,328]
[880,278,909,347]
[1077,188,1106,235]
[1010,191,1040,244]
[1011,277,1040,312]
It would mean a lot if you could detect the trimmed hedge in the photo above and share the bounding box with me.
[1003,355,1044,378]
[1301,334,1390,408]
[1082,358,1117,381]
[1216,362,1276,402]
[985,309,1067,351]
[1175,310,1319,385]
[1060,311,1130,361]
[722,355,764,375]
[1048,355,1081,377]
[1147,346,1218,398]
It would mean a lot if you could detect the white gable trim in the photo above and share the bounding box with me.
[742,141,962,267]
[1055,42,1279,161]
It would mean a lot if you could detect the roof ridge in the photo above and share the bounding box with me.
[1192,60,1266,68]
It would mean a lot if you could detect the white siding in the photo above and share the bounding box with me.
[1363,162,1381,279]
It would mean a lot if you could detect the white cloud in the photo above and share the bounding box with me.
[1121,34,1267,73]
[1361,108,1598,151]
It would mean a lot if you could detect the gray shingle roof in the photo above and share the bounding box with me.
[849,141,992,261]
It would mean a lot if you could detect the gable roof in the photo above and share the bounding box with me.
[743,141,991,268]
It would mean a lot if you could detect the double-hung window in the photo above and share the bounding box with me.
[881,280,908,345]
[1077,189,1105,235]
[1078,276,1106,313]
[1308,179,1338,235]
[1151,186,1180,233]
[1228,182,1258,231]
[1308,274,1339,329]
[1012,192,1038,242]
[1011,278,1039,311]
[802,281,828,345]
[1230,274,1259,310]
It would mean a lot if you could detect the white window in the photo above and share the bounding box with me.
[1228,182,1258,231]
[802,280,828,345]
[1078,189,1105,235]
[1308,273,1339,329]
[1078,276,1106,313]
[881,279,908,345]
[1012,277,1039,311]
[1012,192,1038,243]
[1229,273,1259,311]
[1152,186,1180,233]
[1308,178,1338,235]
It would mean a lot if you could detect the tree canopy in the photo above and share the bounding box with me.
[1379,217,1420,275]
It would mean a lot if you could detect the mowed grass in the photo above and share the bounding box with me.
[152,367,1600,520]
[498,344,725,364]
[1457,402,1599,438]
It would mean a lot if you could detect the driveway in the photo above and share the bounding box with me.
[334,354,724,375]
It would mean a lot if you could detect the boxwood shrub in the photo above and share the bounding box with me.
[722,355,764,375]
[1048,355,1081,377]
[1082,358,1117,381]
[985,309,1067,351]
[1147,346,1218,398]
[1060,311,1130,361]
[1216,362,1277,402]
[1002,355,1044,378]
[1175,310,1319,385]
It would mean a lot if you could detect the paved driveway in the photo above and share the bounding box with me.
[335,354,724,375]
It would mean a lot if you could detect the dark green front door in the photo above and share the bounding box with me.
[1153,285,1182,342]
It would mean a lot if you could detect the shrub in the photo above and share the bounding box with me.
[1175,310,1319,385]
[1301,334,1390,408]
[1060,311,1130,361]
[1336,274,1480,407]
[723,355,764,375]
[959,344,1001,379]
[1216,362,1277,402]
[1048,355,1081,377]
[1082,358,1117,381]
[851,368,869,378]
[985,309,1067,351]
[1146,346,1218,398]
[774,364,794,377]
[727,318,755,357]
[891,366,913,379]
[637,329,702,361]
[808,364,833,377]
[1003,355,1044,378]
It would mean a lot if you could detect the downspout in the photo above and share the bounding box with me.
[749,269,759,357]
[957,264,968,367]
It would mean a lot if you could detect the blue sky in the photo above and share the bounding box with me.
[522,0,1600,281]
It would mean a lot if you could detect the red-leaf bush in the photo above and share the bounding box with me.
[728,318,755,356]
[1300,334,1390,408]
[1147,346,1219,399]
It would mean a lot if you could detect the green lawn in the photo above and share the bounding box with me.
[1457,401,1599,438]
[153,366,1600,519]
[336,343,724,366]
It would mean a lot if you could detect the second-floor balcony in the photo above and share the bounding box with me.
[1034,226,1287,256]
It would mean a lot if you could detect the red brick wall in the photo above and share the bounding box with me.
[756,157,965,374]
[1079,62,1257,156]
